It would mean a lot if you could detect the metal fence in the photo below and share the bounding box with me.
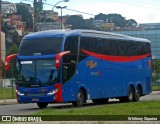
[0,78,17,105]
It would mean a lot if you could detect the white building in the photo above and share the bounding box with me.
[1,32,6,62]
[1,1,17,14]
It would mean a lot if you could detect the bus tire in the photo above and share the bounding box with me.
[133,86,142,102]
[127,86,134,102]
[37,102,48,109]
[72,89,85,107]
[119,86,134,102]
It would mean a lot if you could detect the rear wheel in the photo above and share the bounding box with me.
[37,102,48,109]
[119,86,134,102]
[127,86,134,102]
[72,89,85,107]
[133,86,142,102]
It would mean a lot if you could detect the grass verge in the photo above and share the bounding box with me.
[0,88,16,99]
[35,101,160,115]
[34,101,160,121]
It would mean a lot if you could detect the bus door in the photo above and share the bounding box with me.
[62,36,79,101]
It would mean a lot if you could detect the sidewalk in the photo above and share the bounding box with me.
[0,91,160,105]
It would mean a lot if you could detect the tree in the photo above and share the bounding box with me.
[94,13,137,28]
[106,14,126,27]
[6,43,19,56]
[126,19,137,27]
[94,13,107,20]
[2,21,11,33]
[16,4,33,29]
[67,15,88,29]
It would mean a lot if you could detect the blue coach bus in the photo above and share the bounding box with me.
[5,29,152,108]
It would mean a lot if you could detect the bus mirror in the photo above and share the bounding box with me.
[5,54,17,70]
[56,51,70,68]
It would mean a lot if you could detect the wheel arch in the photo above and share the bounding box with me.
[78,84,88,102]
[128,83,135,94]
[136,83,143,96]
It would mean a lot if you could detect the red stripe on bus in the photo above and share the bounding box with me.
[81,49,150,62]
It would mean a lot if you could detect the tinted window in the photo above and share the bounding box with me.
[80,37,151,58]
[19,37,63,56]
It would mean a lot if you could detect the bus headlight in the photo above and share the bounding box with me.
[17,91,25,96]
[47,88,59,95]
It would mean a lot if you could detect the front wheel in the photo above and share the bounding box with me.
[72,89,85,107]
[37,102,48,109]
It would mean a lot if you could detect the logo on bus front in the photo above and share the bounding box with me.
[86,60,97,69]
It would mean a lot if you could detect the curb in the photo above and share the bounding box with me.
[151,91,160,95]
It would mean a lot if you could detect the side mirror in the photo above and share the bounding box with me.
[5,54,17,70]
[56,51,70,68]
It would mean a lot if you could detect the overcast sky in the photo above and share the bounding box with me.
[7,0,160,23]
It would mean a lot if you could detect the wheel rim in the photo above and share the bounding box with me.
[135,87,141,100]
[77,91,84,106]
[129,87,133,101]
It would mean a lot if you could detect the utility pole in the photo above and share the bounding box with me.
[33,0,37,32]
[34,0,43,32]
[0,0,2,84]
[56,6,67,29]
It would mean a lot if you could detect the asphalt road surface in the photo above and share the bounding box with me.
[0,93,160,115]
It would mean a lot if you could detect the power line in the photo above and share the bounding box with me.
[22,0,96,16]
[65,8,95,16]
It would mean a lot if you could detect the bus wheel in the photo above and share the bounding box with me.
[127,86,134,102]
[72,89,85,107]
[119,86,134,102]
[134,86,142,102]
[37,102,48,109]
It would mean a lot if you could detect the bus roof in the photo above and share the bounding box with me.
[24,29,150,43]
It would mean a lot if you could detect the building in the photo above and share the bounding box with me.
[93,20,103,29]
[37,22,62,31]
[42,10,58,21]
[101,22,115,31]
[1,1,17,14]
[1,32,6,62]
[7,15,26,36]
[16,2,33,14]
[139,23,160,30]
[111,23,160,59]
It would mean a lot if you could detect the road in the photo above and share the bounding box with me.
[0,93,160,115]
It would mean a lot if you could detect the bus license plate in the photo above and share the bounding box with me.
[32,99,39,102]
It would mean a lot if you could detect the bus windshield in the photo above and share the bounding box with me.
[16,59,59,87]
[19,37,63,56]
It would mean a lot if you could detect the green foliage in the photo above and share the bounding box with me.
[155,60,160,73]
[35,101,160,116]
[16,4,33,29]
[67,15,88,29]
[6,43,18,56]
[0,88,16,99]
[94,13,137,27]
[126,19,137,27]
